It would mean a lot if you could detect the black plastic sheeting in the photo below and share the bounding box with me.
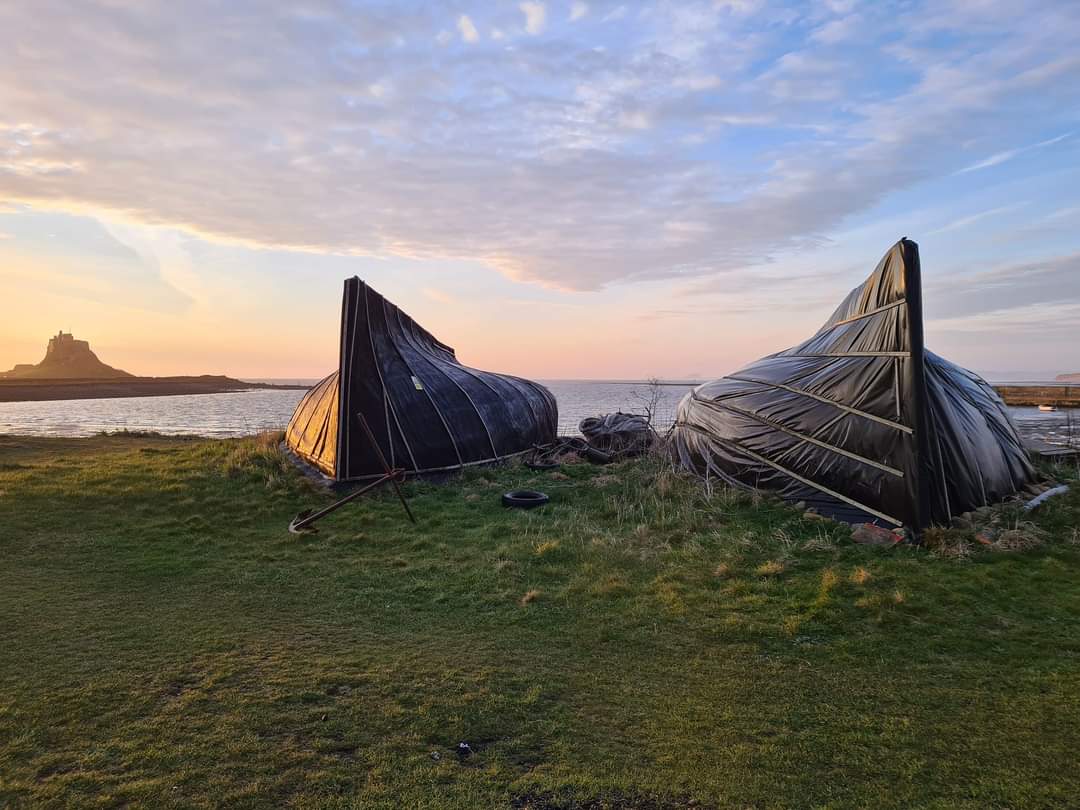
[672,238,1033,531]
[580,412,657,457]
[286,277,557,480]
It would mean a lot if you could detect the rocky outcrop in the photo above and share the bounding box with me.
[1,332,133,379]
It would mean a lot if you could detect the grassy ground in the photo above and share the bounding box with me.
[1,433,1079,809]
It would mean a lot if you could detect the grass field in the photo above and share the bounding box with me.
[1,432,1079,809]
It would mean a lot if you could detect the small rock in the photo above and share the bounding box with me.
[430,751,441,761]
[456,741,473,759]
[851,523,900,546]
[804,510,828,522]
[793,501,807,512]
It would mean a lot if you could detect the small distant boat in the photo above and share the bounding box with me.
[1038,404,1058,412]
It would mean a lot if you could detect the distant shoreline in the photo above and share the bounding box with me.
[0,376,311,403]
[1,377,1077,407]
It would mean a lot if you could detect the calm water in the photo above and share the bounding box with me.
[0,380,1073,447]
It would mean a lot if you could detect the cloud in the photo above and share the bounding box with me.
[0,208,193,313]
[601,5,626,22]
[956,132,1073,174]
[520,2,546,34]
[925,251,1080,324]
[931,300,1080,335]
[0,0,1077,294]
[926,203,1027,235]
[457,14,479,43]
[714,0,763,15]
[674,74,723,91]
[811,14,862,44]
[570,2,588,22]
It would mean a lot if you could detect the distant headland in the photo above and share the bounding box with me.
[1,331,133,380]
[0,332,310,402]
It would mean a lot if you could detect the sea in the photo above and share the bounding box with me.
[0,379,1074,448]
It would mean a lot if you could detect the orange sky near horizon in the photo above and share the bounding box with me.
[1,2,1079,383]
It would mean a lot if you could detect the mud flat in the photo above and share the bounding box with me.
[0,376,309,403]
[994,385,1080,407]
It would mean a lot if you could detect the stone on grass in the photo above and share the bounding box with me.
[851,523,900,546]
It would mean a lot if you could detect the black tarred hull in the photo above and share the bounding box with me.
[287,278,557,480]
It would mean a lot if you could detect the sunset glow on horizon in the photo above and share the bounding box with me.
[2,1,1079,381]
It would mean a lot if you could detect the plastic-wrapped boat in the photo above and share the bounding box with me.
[286,278,557,480]
[672,238,1033,532]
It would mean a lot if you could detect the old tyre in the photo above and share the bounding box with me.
[502,490,550,509]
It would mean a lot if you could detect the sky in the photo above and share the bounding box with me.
[1,0,1078,381]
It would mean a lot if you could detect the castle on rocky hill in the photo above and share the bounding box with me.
[1,331,133,379]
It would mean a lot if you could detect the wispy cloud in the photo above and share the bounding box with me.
[956,132,1073,174]
[931,301,1080,334]
[927,203,1028,235]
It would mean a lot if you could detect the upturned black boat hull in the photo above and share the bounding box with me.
[287,278,557,480]
[672,239,1033,531]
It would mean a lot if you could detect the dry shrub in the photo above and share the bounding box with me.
[927,517,1046,557]
[850,566,872,586]
[991,523,1045,552]
[713,562,732,579]
[221,431,298,490]
[923,526,974,560]
[773,528,795,549]
[892,590,906,605]
[519,589,542,605]
[801,529,837,552]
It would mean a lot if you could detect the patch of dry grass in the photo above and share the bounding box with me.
[755,560,785,577]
